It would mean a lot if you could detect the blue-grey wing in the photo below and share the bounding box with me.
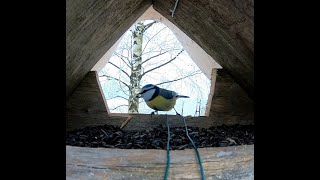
[159,88,177,99]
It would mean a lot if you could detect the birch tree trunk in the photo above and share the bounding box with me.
[128,22,144,113]
[100,21,194,113]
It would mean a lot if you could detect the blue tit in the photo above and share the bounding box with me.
[136,84,189,114]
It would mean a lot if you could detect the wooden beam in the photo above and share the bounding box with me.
[66,145,254,179]
[67,113,253,132]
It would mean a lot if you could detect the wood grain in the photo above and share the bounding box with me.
[66,113,253,132]
[153,0,254,99]
[66,145,254,179]
[66,71,110,131]
[66,0,152,98]
[209,69,254,122]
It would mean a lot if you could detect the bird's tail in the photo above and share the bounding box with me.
[176,95,189,98]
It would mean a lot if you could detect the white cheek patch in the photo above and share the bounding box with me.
[142,89,156,101]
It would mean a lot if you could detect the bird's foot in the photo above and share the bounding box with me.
[150,111,158,119]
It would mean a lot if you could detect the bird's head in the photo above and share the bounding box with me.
[136,84,158,101]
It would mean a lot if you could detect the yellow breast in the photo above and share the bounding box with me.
[146,96,177,111]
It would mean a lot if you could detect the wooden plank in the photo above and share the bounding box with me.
[205,69,217,116]
[66,0,152,98]
[66,71,110,131]
[66,145,253,179]
[66,113,252,132]
[153,0,254,99]
[208,70,254,123]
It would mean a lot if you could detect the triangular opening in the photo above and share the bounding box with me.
[92,6,222,116]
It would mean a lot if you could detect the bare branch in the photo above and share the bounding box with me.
[141,49,184,77]
[108,61,130,78]
[117,74,130,96]
[125,48,132,65]
[141,49,182,65]
[141,50,159,56]
[142,27,167,54]
[99,75,130,89]
[141,47,181,56]
[111,104,128,111]
[114,52,131,68]
[106,95,129,101]
[155,70,202,86]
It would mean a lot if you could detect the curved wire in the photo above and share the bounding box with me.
[164,114,205,180]
[181,115,205,180]
[164,114,170,180]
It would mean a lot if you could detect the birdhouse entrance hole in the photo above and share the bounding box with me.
[92,7,222,117]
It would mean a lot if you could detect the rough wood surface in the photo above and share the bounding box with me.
[66,71,110,131]
[153,0,254,99]
[66,0,152,98]
[209,69,254,122]
[66,145,254,180]
[67,113,253,132]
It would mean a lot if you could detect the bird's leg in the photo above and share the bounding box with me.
[173,107,181,116]
[151,110,158,115]
[150,110,158,119]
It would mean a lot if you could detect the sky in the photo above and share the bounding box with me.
[98,20,211,116]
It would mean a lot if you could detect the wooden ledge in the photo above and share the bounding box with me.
[66,145,254,179]
[97,113,252,131]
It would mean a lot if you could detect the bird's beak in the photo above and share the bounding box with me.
[136,93,141,98]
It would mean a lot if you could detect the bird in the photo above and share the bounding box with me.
[136,84,189,115]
